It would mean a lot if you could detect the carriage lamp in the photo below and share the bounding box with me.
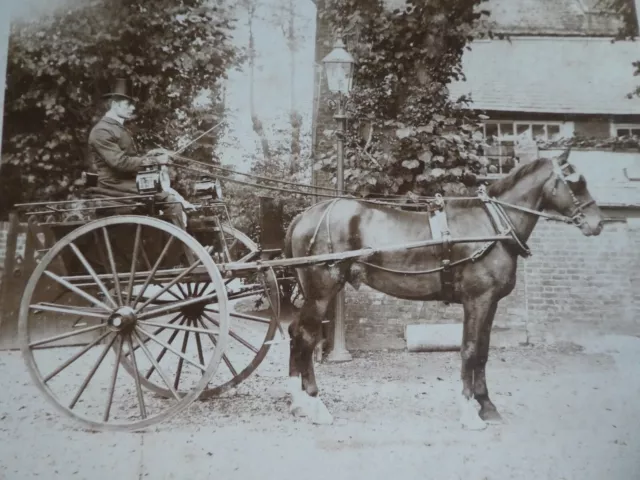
[194,176,222,201]
[136,164,162,195]
[322,36,355,96]
[321,32,355,364]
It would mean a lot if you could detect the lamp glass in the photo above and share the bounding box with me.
[325,61,354,95]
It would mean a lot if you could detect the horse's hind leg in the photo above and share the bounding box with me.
[286,292,335,425]
[473,301,503,423]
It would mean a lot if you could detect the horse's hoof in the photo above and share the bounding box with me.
[479,408,503,424]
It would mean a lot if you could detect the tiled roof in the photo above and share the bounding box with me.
[476,0,623,36]
[448,37,640,115]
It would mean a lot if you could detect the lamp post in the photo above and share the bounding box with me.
[322,34,355,363]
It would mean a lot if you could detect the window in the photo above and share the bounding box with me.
[612,123,640,138]
[480,121,573,176]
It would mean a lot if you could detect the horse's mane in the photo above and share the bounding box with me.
[486,157,549,197]
[451,157,550,209]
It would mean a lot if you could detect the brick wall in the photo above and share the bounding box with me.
[343,216,640,350]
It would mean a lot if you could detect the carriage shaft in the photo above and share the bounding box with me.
[218,235,513,272]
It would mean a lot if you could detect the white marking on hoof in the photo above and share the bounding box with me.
[459,396,487,431]
[308,396,334,425]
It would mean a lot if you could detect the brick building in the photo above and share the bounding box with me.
[311,0,640,350]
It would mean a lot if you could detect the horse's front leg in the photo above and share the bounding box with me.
[287,297,334,425]
[473,301,503,423]
[458,293,496,431]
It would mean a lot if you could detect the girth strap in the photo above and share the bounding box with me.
[428,195,455,304]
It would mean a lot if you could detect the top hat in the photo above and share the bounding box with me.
[102,78,135,101]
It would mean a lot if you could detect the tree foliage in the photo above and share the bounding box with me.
[605,0,639,98]
[0,0,241,217]
[314,0,492,198]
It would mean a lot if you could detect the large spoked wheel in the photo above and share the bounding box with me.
[119,222,282,399]
[18,216,230,432]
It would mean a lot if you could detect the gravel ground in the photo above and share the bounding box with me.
[1,332,639,480]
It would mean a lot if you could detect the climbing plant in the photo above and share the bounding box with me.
[314,0,499,198]
[0,0,242,217]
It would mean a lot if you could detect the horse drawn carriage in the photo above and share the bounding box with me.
[8,145,605,432]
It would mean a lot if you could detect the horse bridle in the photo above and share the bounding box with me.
[489,157,596,228]
[550,158,596,227]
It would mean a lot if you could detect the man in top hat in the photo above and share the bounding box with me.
[88,78,187,229]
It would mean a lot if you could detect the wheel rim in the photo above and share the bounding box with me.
[18,215,229,432]
[119,223,281,399]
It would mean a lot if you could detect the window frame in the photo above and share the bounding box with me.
[610,122,640,138]
[479,120,574,177]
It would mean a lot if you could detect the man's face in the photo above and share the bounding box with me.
[112,98,135,120]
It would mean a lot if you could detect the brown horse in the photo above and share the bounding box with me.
[283,148,604,429]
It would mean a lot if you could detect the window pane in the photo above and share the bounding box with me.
[485,123,498,143]
[516,124,530,136]
[499,123,514,137]
[631,129,640,136]
[616,128,630,137]
[532,124,545,140]
[547,124,561,139]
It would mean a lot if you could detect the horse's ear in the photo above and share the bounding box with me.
[557,146,572,165]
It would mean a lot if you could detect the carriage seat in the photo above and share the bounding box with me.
[82,186,142,199]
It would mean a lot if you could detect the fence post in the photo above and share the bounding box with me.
[0,212,20,331]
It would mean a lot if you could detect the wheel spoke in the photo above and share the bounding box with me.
[132,331,181,400]
[196,317,237,377]
[104,335,123,422]
[137,293,216,320]
[134,258,203,314]
[43,330,113,383]
[29,323,106,348]
[144,316,187,381]
[68,334,118,409]
[139,320,220,336]
[194,319,205,366]
[29,302,109,320]
[174,319,191,391]
[43,270,112,312]
[101,227,124,306]
[68,242,118,309]
[127,312,183,355]
[201,312,258,354]
[139,241,183,302]
[131,235,175,309]
[135,326,207,373]
[126,334,147,420]
[205,307,271,325]
[126,224,142,306]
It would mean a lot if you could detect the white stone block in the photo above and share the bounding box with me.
[405,323,462,352]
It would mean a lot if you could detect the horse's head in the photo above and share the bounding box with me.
[541,147,603,236]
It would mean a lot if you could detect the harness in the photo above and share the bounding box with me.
[302,157,594,304]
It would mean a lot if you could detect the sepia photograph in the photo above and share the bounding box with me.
[0,0,639,478]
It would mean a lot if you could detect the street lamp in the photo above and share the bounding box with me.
[322,33,355,364]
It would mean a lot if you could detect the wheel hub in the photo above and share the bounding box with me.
[108,306,137,332]
[181,299,207,320]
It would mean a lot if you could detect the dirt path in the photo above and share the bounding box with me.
[1,333,639,480]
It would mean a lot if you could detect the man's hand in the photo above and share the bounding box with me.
[145,147,172,166]
[155,153,172,165]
